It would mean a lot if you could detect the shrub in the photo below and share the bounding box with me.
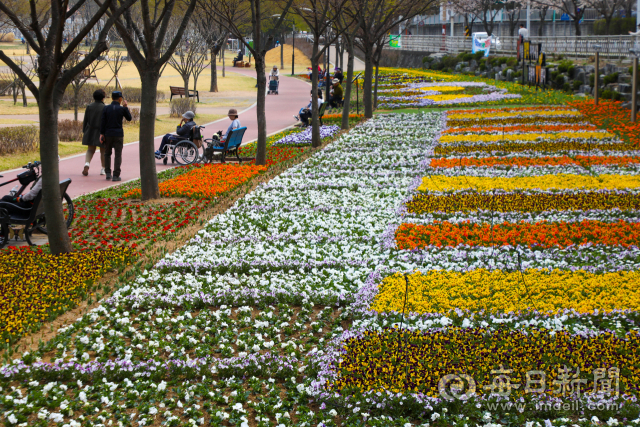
[169,98,197,118]
[554,74,566,88]
[573,80,582,91]
[0,33,15,42]
[462,53,474,62]
[441,55,458,70]
[551,70,560,81]
[0,126,38,155]
[594,17,636,35]
[567,65,575,79]
[603,72,619,86]
[473,51,485,61]
[563,82,571,92]
[589,74,595,86]
[58,119,84,142]
[60,83,103,111]
[506,58,517,67]
[119,86,166,103]
[558,60,573,74]
[129,107,140,124]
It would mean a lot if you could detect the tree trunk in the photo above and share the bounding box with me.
[21,84,27,107]
[12,83,17,105]
[573,15,581,36]
[74,87,80,121]
[38,97,72,254]
[280,39,284,70]
[311,42,321,148]
[182,75,190,99]
[210,47,218,92]
[341,37,355,130]
[254,54,268,165]
[373,59,380,110]
[139,71,160,200]
[538,8,548,36]
[222,50,225,77]
[363,48,374,118]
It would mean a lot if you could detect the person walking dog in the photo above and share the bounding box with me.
[82,89,106,176]
[100,91,132,182]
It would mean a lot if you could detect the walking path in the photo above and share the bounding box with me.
[326,45,366,71]
[0,69,311,199]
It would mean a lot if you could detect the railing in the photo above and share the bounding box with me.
[385,35,640,59]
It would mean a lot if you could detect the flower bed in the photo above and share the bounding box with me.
[272,125,340,146]
[123,164,267,199]
[0,248,135,341]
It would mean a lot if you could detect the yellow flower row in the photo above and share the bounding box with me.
[419,86,466,92]
[332,328,640,397]
[370,269,640,314]
[417,174,640,193]
[0,248,135,340]
[448,110,581,120]
[422,94,473,101]
[439,131,615,144]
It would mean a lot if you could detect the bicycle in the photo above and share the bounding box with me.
[0,161,74,244]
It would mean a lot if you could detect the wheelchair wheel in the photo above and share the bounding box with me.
[163,157,168,165]
[0,223,9,249]
[36,192,74,234]
[173,141,199,165]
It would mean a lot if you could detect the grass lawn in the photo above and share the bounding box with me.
[0,112,225,171]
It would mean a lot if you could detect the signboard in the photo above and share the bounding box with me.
[560,13,570,21]
[523,40,531,61]
[389,35,402,48]
[472,35,492,57]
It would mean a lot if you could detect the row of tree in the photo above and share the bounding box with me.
[0,0,437,255]
[449,0,637,37]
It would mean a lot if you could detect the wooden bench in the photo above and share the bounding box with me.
[0,179,71,248]
[210,127,247,163]
[169,86,200,102]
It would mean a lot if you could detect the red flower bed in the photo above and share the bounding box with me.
[568,99,640,147]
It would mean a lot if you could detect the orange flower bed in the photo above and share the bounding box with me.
[569,99,640,147]
[430,155,640,169]
[449,106,571,115]
[443,123,597,135]
[395,220,640,250]
[124,164,266,199]
[323,113,365,120]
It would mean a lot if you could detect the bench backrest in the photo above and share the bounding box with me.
[226,127,247,150]
[318,102,328,117]
[192,126,203,149]
[29,178,72,223]
[170,86,186,95]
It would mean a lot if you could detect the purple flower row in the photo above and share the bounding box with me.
[273,125,341,146]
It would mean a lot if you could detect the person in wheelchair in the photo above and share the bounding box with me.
[155,111,197,159]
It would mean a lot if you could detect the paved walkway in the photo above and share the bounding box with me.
[0,69,311,199]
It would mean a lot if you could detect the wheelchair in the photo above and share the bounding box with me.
[156,126,204,166]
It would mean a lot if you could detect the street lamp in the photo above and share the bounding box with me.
[630,48,640,122]
[593,44,601,105]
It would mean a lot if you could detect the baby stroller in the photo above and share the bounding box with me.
[267,78,279,95]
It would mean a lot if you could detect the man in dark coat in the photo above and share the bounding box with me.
[100,91,132,182]
[82,89,106,176]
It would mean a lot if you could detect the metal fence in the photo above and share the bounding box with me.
[386,35,640,59]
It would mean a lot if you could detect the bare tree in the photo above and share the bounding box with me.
[205,0,294,166]
[167,25,207,95]
[583,0,623,34]
[193,3,230,92]
[291,0,350,146]
[532,0,586,36]
[504,1,524,36]
[66,49,107,121]
[0,56,36,107]
[0,0,135,254]
[450,0,502,37]
[356,0,438,118]
[104,30,127,90]
[534,3,550,36]
[106,0,197,201]
[334,2,363,130]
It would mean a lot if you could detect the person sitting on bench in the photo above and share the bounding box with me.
[293,89,323,127]
[155,111,197,158]
[329,78,343,109]
[213,108,242,147]
[233,49,244,64]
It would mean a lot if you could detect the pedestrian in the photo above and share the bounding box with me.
[82,89,106,176]
[518,24,529,41]
[100,91,132,182]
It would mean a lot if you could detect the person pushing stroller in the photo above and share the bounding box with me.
[268,66,280,95]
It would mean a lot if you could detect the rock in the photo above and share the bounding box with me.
[584,65,595,74]
[506,69,514,81]
[575,93,587,97]
[429,53,447,62]
[579,85,591,94]
[493,66,501,73]
[618,83,632,93]
[501,63,508,71]
[618,73,632,84]
[574,68,586,83]
[469,59,478,69]
[462,67,472,74]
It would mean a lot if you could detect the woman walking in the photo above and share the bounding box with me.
[82,89,106,176]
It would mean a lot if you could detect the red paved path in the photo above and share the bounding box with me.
[0,69,311,199]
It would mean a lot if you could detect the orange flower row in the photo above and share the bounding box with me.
[442,123,596,135]
[124,164,266,199]
[449,106,571,115]
[429,155,640,168]
[395,220,640,250]
[569,99,640,147]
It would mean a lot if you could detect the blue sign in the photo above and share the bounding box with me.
[560,13,570,21]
